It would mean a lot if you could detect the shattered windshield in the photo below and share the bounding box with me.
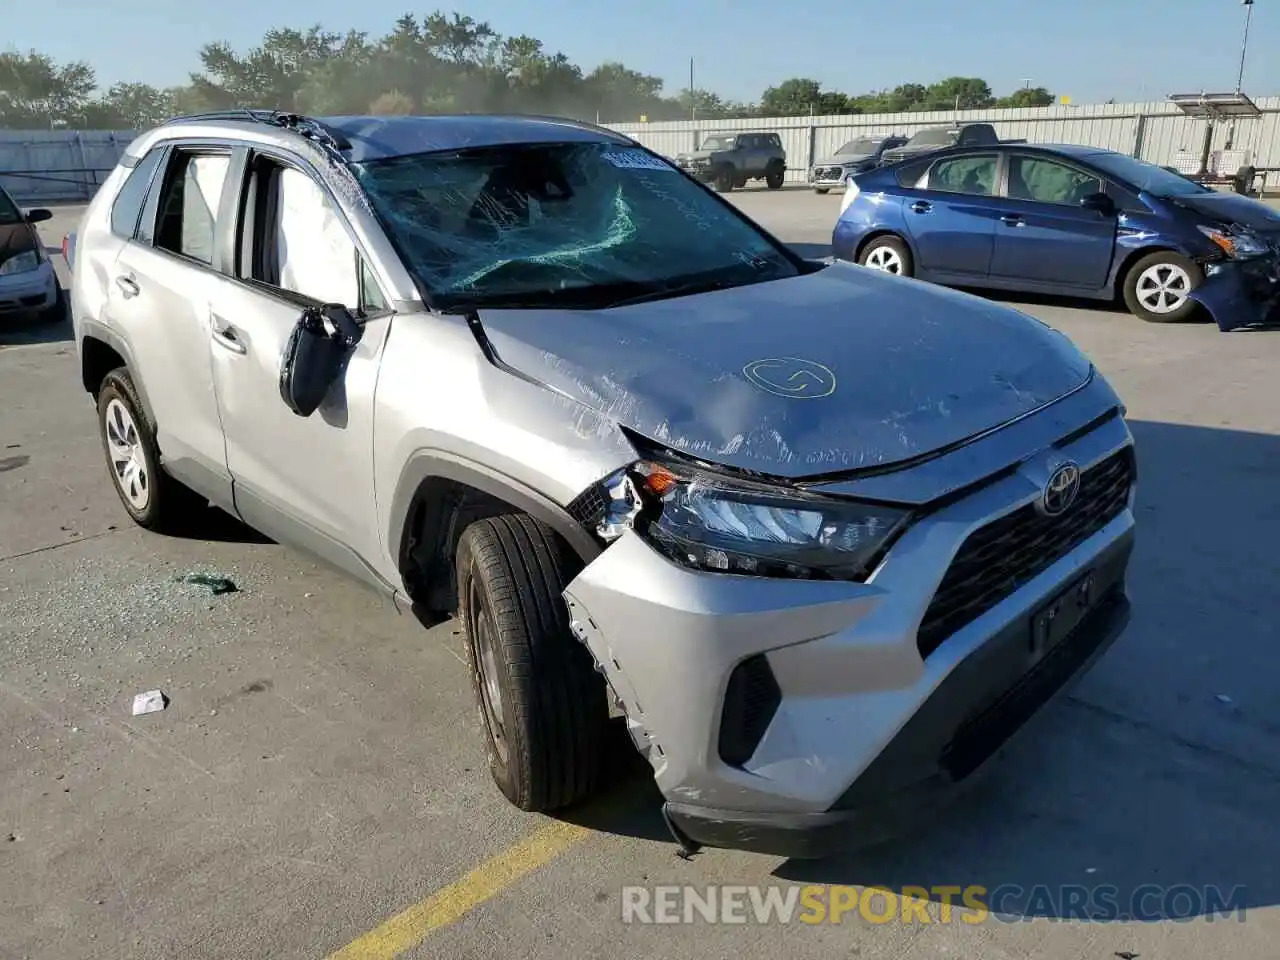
[353,140,800,310]
[907,128,957,146]
[836,139,879,156]
[698,135,736,151]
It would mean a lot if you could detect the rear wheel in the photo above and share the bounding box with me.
[1122,251,1202,322]
[857,235,914,277]
[456,514,609,812]
[95,367,204,532]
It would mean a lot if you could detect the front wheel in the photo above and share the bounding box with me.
[857,235,914,277]
[456,514,609,812]
[765,167,785,190]
[714,167,736,192]
[39,285,67,324]
[814,188,830,195]
[1122,251,1203,322]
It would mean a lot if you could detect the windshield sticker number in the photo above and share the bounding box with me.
[603,149,675,172]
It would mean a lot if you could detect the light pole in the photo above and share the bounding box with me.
[690,58,696,122]
[1235,0,1255,94]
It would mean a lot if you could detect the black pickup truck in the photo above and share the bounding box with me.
[879,123,1023,165]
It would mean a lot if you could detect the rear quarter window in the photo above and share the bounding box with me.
[110,148,165,239]
[893,157,933,187]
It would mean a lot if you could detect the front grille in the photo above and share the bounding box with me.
[916,447,1134,659]
[815,166,843,180]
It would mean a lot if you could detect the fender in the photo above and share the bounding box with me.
[78,319,157,427]
[387,449,603,577]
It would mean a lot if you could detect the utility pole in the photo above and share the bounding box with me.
[1236,0,1255,94]
[690,58,696,122]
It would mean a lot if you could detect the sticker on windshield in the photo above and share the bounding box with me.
[603,149,676,171]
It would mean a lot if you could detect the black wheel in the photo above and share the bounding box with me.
[714,167,736,192]
[857,235,914,277]
[1122,251,1203,323]
[38,284,67,325]
[765,166,785,190]
[814,188,830,195]
[456,514,609,812]
[95,367,204,532]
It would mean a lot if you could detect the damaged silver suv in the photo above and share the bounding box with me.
[68,111,1136,858]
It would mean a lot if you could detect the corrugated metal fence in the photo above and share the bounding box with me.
[4,96,1280,201]
[607,97,1280,190]
[0,129,137,203]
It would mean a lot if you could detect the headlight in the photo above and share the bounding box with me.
[1198,224,1269,260]
[0,250,40,276]
[586,458,912,581]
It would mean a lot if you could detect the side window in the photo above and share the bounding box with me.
[894,156,934,187]
[1007,156,1103,205]
[1105,180,1143,212]
[929,155,998,196]
[239,155,383,312]
[152,149,231,265]
[109,148,164,239]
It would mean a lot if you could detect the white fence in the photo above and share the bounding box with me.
[4,96,1280,201]
[608,97,1280,190]
[0,129,138,203]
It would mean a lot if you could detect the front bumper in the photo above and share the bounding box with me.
[1190,254,1280,331]
[0,260,57,316]
[675,162,716,182]
[563,404,1136,858]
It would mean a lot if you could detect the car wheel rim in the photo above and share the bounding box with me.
[1135,263,1192,314]
[865,246,903,274]
[104,398,150,511]
[468,578,508,764]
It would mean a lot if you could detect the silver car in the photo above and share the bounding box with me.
[68,111,1136,858]
[810,136,908,193]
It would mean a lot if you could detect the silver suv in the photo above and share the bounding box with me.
[68,111,1136,858]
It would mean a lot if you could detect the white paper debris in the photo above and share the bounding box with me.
[132,690,167,716]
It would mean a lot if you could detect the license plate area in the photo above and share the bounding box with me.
[1031,569,1098,658]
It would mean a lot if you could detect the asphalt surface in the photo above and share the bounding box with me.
[2,193,1279,959]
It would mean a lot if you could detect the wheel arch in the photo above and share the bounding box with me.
[79,322,156,426]
[389,451,601,616]
[853,229,914,264]
[1110,244,1191,299]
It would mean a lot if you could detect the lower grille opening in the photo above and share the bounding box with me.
[940,586,1122,780]
[718,654,782,767]
[917,447,1134,659]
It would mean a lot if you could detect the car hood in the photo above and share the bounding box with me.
[676,149,721,161]
[0,220,38,266]
[1165,191,1280,233]
[816,153,875,167]
[474,263,1093,479]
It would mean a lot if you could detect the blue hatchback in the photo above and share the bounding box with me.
[831,143,1280,330]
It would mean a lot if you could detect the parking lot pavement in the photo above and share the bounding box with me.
[2,196,1279,959]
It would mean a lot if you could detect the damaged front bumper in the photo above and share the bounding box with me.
[1191,254,1280,331]
[562,413,1137,859]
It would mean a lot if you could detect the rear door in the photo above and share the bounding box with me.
[989,153,1116,289]
[106,141,237,499]
[902,151,1003,277]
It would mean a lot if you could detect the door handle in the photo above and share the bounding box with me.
[115,275,139,298]
[910,201,933,214]
[210,318,247,355]
[1000,214,1026,227]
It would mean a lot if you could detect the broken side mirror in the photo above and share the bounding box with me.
[278,303,363,417]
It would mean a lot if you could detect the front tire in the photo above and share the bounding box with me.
[1122,251,1203,322]
[857,235,914,277]
[95,367,203,532]
[456,514,609,812]
[714,167,736,192]
[39,285,67,325]
[765,166,785,189]
[814,188,830,195]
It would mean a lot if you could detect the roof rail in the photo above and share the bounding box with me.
[162,109,352,152]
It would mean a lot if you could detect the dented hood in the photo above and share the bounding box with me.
[475,263,1093,478]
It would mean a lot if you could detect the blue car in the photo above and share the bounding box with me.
[831,143,1280,330]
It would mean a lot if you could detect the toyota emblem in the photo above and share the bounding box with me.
[1039,462,1081,516]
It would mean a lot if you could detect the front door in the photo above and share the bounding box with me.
[904,152,1003,277]
[989,154,1116,289]
[207,150,395,588]
[107,145,235,495]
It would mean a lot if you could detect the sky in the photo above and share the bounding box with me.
[9,0,1279,106]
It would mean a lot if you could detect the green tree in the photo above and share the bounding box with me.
[994,86,1056,108]
[0,50,96,127]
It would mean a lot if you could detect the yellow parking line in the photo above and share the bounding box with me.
[326,819,592,960]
